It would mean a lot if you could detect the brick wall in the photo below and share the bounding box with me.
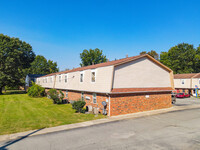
[45,88,172,116]
[67,90,109,114]
[110,92,172,116]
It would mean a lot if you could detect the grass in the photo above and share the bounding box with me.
[0,91,105,135]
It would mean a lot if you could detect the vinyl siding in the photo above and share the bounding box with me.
[37,66,113,93]
[174,78,191,89]
[112,57,171,88]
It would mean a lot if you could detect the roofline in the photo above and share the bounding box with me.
[38,54,172,79]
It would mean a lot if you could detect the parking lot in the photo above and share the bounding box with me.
[174,97,200,106]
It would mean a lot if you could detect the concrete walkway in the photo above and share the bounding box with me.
[0,103,200,142]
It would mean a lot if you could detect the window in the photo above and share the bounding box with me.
[81,92,84,101]
[93,93,97,103]
[66,90,68,98]
[181,79,185,85]
[91,71,96,82]
[199,79,200,84]
[65,75,67,83]
[59,75,61,82]
[50,77,52,83]
[38,79,40,84]
[80,73,83,82]
[183,89,185,93]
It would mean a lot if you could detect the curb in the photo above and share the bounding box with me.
[0,104,200,142]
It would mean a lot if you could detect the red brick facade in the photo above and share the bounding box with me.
[110,92,172,116]
[45,89,172,116]
[67,90,109,114]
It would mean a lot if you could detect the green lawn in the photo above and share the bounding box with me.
[0,92,105,135]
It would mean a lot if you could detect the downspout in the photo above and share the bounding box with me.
[108,95,111,117]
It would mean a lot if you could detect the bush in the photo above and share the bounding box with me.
[48,89,64,104]
[27,83,45,97]
[72,100,86,113]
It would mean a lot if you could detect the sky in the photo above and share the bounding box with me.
[1,0,200,70]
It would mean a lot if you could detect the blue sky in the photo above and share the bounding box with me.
[1,0,200,70]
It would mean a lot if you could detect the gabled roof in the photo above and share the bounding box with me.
[40,54,172,78]
[174,73,200,79]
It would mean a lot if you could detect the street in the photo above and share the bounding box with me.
[1,98,200,150]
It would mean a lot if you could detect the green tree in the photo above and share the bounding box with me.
[194,45,200,72]
[0,34,35,94]
[160,43,196,74]
[29,55,59,74]
[140,50,159,60]
[80,48,107,66]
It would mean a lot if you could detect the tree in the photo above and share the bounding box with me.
[194,45,200,72]
[0,34,35,94]
[80,48,107,66]
[140,50,159,60]
[140,51,147,55]
[160,43,196,74]
[29,55,59,74]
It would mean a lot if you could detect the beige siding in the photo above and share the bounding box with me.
[174,78,191,89]
[38,66,113,93]
[36,75,55,88]
[191,78,200,88]
[112,57,171,88]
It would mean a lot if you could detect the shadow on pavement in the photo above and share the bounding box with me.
[0,128,44,150]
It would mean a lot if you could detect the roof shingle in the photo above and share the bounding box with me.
[174,73,200,79]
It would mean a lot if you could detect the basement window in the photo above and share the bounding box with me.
[93,93,97,103]
[81,92,84,101]
[66,90,68,98]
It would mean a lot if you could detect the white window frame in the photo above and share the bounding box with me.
[181,79,185,85]
[81,92,84,101]
[80,72,84,83]
[66,90,68,98]
[91,70,96,83]
[93,93,97,103]
[65,74,68,83]
[59,75,62,82]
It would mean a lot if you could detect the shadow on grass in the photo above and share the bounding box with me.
[0,128,44,150]
[2,90,26,95]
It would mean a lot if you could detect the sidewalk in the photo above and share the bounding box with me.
[1,104,200,142]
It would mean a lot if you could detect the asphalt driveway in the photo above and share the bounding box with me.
[174,97,200,106]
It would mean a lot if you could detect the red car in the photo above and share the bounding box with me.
[176,93,190,98]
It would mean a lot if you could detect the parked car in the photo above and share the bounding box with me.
[176,93,190,98]
[171,92,176,104]
[184,93,190,98]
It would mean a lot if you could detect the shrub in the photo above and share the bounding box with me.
[48,89,64,104]
[27,83,45,97]
[72,100,86,113]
